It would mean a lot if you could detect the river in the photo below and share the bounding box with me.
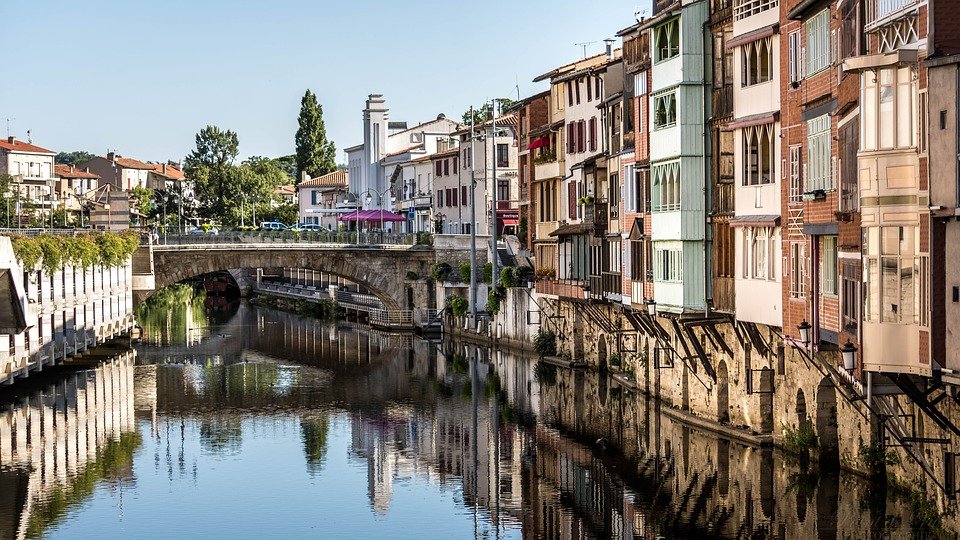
[0,299,940,538]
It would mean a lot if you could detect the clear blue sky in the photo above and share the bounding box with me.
[0,1,649,165]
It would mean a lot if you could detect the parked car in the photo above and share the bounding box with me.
[260,221,287,231]
[289,223,329,232]
[188,226,220,235]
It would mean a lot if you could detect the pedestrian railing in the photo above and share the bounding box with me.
[155,230,424,247]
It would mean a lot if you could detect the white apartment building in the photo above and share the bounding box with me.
[0,136,57,212]
[730,0,782,326]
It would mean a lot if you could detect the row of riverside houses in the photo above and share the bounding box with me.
[299,94,522,243]
[0,139,192,230]
[470,0,960,504]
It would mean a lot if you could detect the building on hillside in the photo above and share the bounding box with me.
[298,169,348,229]
[617,22,654,309]
[451,112,520,237]
[510,90,550,252]
[730,0,782,327]
[928,11,960,384]
[274,184,296,207]
[644,0,711,314]
[146,163,186,191]
[0,136,57,218]
[344,94,460,213]
[778,0,862,356]
[80,152,153,191]
[707,0,736,315]
[54,164,101,222]
[423,145,464,234]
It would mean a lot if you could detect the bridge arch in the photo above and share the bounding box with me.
[144,245,435,311]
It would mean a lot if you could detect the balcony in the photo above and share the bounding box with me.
[866,0,917,27]
[711,276,735,313]
[536,278,587,300]
[589,272,622,299]
[535,221,559,240]
[534,160,560,180]
[583,202,608,237]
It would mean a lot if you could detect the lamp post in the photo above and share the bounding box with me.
[362,186,392,242]
[645,298,657,317]
[841,341,857,373]
[797,320,812,348]
[469,106,478,324]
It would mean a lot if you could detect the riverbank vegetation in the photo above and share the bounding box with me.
[10,230,140,271]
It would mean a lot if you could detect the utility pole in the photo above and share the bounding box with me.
[490,101,499,290]
[469,107,478,324]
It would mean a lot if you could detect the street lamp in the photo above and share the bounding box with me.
[362,186,392,240]
[797,320,812,347]
[645,298,657,317]
[841,341,857,373]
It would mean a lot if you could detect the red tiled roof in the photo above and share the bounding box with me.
[300,169,348,188]
[275,184,296,195]
[0,138,54,155]
[113,156,155,170]
[54,164,100,179]
[384,143,424,158]
[149,163,186,180]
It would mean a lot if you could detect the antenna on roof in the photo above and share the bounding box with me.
[635,7,648,23]
[26,130,31,143]
[4,118,14,138]
[575,41,598,59]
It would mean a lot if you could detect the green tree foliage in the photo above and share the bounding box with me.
[130,186,154,221]
[461,98,516,125]
[295,89,336,182]
[54,151,94,165]
[0,173,15,227]
[184,125,240,220]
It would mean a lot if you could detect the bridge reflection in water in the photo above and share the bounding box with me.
[0,352,138,540]
[0,302,934,538]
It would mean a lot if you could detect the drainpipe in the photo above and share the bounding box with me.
[702,19,713,319]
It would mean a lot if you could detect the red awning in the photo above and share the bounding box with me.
[501,219,518,226]
[528,136,550,151]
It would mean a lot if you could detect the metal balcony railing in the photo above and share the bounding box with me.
[866,0,917,26]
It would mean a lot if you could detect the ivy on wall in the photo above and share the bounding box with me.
[10,231,140,272]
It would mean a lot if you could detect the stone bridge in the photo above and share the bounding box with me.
[133,243,436,310]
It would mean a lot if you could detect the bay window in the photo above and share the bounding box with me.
[864,226,925,324]
[861,66,917,151]
[741,38,773,87]
[742,123,775,185]
[652,160,680,212]
[654,19,680,63]
[653,91,677,129]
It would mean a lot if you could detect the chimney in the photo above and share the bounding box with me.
[301,170,310,183]
[604,38,615,60]
[107,151,115,161]
[163,163,167,174]
[6,136,13,144]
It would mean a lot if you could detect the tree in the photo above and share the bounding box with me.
[295,89,336,182]
[130,186,154,226]
[184,125,239,221]
[0,173,16,227]
[461,98,516,125]
[55,151,94,165]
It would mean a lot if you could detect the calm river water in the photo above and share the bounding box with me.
[0,300,940,538]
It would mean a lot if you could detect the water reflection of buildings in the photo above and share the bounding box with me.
[0,352,138,539]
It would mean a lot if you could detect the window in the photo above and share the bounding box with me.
[623,164,637,212]
[820,235,838,295]
[311,190,319,205]
[861,66,917,151]
[630,240,645,280]
[742,123,774,185]
[734,0,778,20]
[450,187,458,206]
[587,76,593,101]
[652,161,680,212]
[578,120,587,153]
[653,91,677,129]
[788,30,803,84]
[568,82,574,106]
[496,143,509,168]
[805,9,830,76]
[788,145,803,202]
[575,78,581,104]
[461,185,468,206]
[437,190,444,207]
[443,159,450,176]
[741,38,773,86]
[609,173,620,218]
[654,19,680,63]
[806,114,832,192]
[743,227,776,280]
[498,180,510,202]
[864,226,921,324]
[841,261,860,331]
[453,157,458,174]
[567,123,575,154]
[839,119,859,212]
[595,76,601,99]
[588,117,597,152]
[839,0,863,61]
[654,247,682,282]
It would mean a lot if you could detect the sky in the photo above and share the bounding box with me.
[0,0,649,165]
